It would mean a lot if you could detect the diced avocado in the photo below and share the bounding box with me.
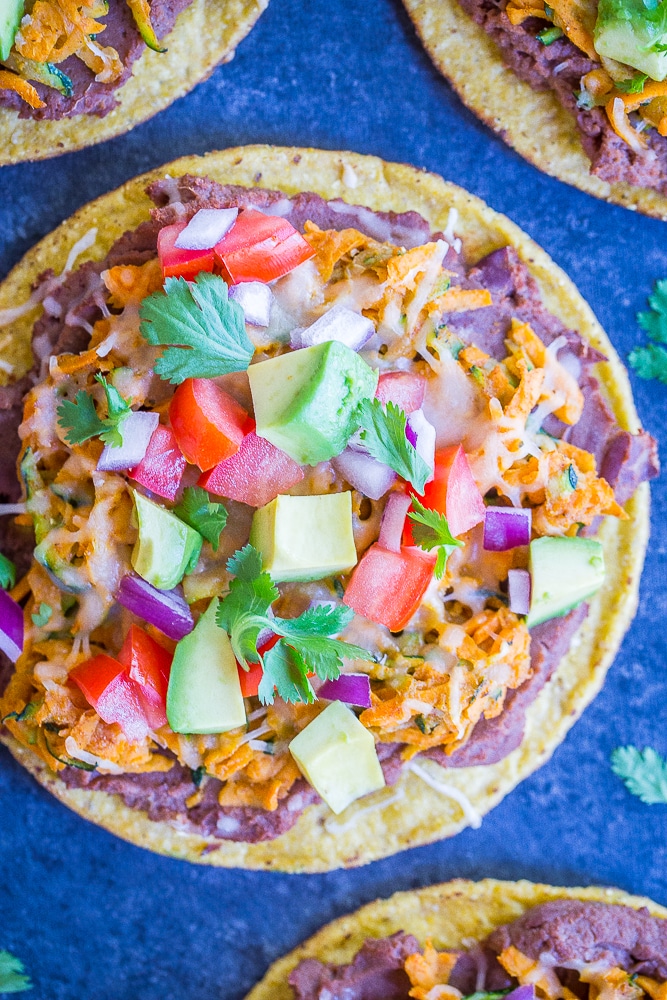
[289,700,385,814]
[247,341,378,466]
[131,491,203,591]
[595,0,667,81]
[166,599,246,735]
[249,492,358,583]
[526,536,605,628]
[0,0,24,62]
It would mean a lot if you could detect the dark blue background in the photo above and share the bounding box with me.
[0,1,666,997]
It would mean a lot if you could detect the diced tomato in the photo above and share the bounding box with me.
[214,209,314,284]
[157,223,216,281]
[236,633,280,698]
[375,372,426,414]
[404,445,485,543]
[118,625,173,728]
[70,653,150,742]
[343,543,437,632]
[169,378,248,471]
[129,425,187,501]
[199,431,304,508]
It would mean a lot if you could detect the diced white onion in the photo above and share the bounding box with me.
[97,411,159,472]
[229,281,274,327]
[174,208,238,250]
[332,447,396,501]
[298,305,375,352]
[406,409,436,478]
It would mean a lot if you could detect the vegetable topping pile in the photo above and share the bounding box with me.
[0,202,630,820]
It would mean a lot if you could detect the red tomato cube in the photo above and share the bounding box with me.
[129,425,187,501]
[157,223,216,281]
[375,372,426,414]
[70,653,150,742]
[343,543,436,632]
[199,431,304,508]
[119,625,173,729]
[214,210,314,284]
[169,378,248,471]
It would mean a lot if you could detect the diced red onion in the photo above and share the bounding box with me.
[378,491,412,552]
[174,208,238,250]
[318,673,372,708]
[506,986,536,1000]
[406,409,436,476]
[116,575,194,640]
[229,281,274,327]
[0,588,23,663]
[97,411,159,473]
[483,506,532,551]
[508,568,531,616]
[332,448,396,501]
[299,305,375,352]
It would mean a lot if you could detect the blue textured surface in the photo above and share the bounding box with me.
[1,1,666,997]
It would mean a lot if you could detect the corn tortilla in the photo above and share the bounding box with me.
[0,146,650,871]
[243,878,667,1000]
[402,0,667,220]
[0,0,268,166]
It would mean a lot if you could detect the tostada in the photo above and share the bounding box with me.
[242,877,667,1000]
[0,0,268,165]
[403,0,667,219]
[0,146,658,871]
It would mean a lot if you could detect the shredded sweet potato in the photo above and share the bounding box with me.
[497,946,564,1000]
[637,978,667,1000]
[103,259,164,308]
[582,68,614,98]
[15,0,107,64]
[505,0,549,24]
[580,967,645,1000]
[405,942,458,999]
[549,0,597,59]
[0,71,45,109]
[508,318,583,424]
[428,287,493,314]
[302,222,369,282]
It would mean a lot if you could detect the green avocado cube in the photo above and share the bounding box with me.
[247,341,378,466]
[166,599,246,735]
[249,492,358,582]
[289,701,385,814]
[527,536,605,628]
[595,0,667,80]
[131,491,203,591]
[0,0,24,62]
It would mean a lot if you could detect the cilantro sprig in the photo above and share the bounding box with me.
[0,553,16,591]
[611,745,667,804]
[616,72,648,94]
[354,398,431,493]
[139,273,254,384]
[629,278,667,384]
[174,487,228,551]
[57,375,132,447]
[408,498,462,578]
[0,951,32,994]
[216,545,372,705]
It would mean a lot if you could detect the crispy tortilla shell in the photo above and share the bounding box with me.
[242,878,667,1000]
[0,146,649,871]
[402,0,667,220]
[0,0,268,166]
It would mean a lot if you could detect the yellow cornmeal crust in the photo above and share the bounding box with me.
[402,0,667,221]
[0,146,650,871]
[0,0,268,165]
[243,878,667,1000]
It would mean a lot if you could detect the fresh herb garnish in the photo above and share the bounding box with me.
[0,951,32,994]
[536,25,563,43]
[616,72,648,93]
[408,498,462,578]
[191,765,207,787]
[174,487,228,551]
[354,398,431,493]
[30,603,52,628]
[57,375,132,447]
[139,273,254,384]
[216,544,371,705]
[462,991,512,1000]
[611,745,667,804]
[630,278,667,384]
[0,553,16,590]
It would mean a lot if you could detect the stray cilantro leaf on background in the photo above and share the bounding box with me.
[56,375,132,447]
[216,545,372,704]
[355,397,431,493]
[0,951,32,994]
[174,487,227,551]
[628,343,667,385]
[0,553,16,590]
[631,279,667,384]
[408,498,462,578]
[31,604,52,628]
[611,745,667,804]
[139,273,254,384]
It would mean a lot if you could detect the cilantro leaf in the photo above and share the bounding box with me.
[408,498,462,578]
[274,603,356,638]
[0,553,16,590]
[95,375,132,446]
[216,545,279,667]
[638,278,667,343]
[629,344,667,384]
[31,603,52,628]
[0,951,32,994]
[611,745,667,804]
[56,376,132,448]
[616,72,648,94]
[139,273,254,384]
[174,487,228,551]
[259,642,315,705]
[355,397,431,493]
